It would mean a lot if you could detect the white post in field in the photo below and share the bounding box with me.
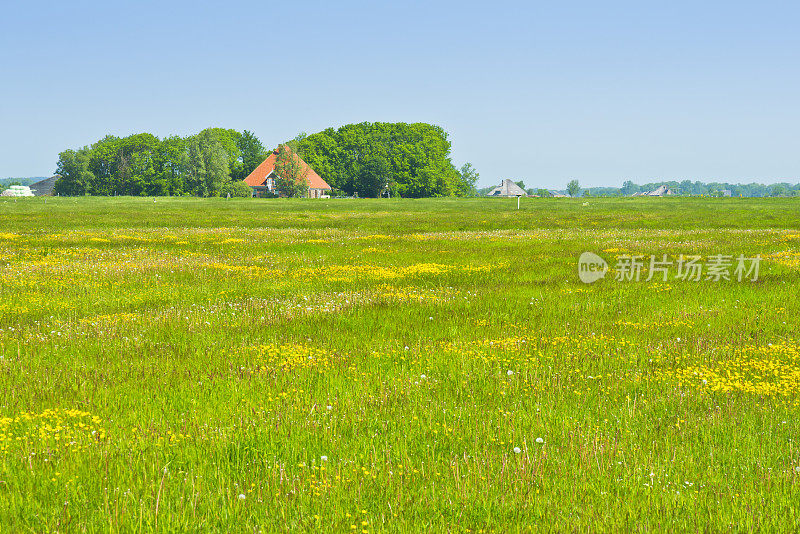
[517,195,521,210]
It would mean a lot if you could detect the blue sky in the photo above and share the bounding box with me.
[1,0,798,188]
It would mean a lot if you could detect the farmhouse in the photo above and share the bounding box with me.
[243,148,331,198]
[487,179,527,197]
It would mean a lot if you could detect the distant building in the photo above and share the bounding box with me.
[1,185,34,197]
[630,185,675,197]
[647,185,675,197]
[721,189,732,197]
[30,175,59,196]
[487,179,527,197]
[243,148,331,198]
[550,191,569,198]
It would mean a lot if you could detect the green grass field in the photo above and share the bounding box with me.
[1,197,799,532]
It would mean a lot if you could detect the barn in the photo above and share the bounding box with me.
[30,175,59,196]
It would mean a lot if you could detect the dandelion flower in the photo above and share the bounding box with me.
[513,447,521,454]
[238,494,246,500]
[321,455,328,462]
[507,370,514,376]
[535,437,544,444]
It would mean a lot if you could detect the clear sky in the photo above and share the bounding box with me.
[1,0,798,188]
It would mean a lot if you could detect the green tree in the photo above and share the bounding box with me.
[297,122,461,198]
[235,130,267,180]
[158,135,188,195]
[199,128,242,180]
[456,163,479,196]
[286,132,308,156]
[358,154,391,197]
[273,145,309,198]
[621,180,637,196]
[567,179,581,197]
[54,149,94,196]
[186,130,230,196]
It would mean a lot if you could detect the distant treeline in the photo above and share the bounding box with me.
[0,177,39,187]
[53,122,478,198]
[480,180,800,197]
[585,180,800,197]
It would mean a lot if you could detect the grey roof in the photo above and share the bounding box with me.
[487,179,528,197]
[630,185,674,197]
[30,175,59,196]
[647,185,673,196]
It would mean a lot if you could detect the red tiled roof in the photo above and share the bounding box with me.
[243,147,331,190]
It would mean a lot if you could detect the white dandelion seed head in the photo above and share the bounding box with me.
[535,437,544,444]
[507,370,514,376]
[238,494,246,500]
[321,455,328,462]
[513,447,521,454]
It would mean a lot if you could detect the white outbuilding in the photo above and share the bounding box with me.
[1,185,35,197]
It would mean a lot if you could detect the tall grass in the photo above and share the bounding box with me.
[0,196,798,531]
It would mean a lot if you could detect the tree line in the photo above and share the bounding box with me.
[479,179,800,198]
[589,180,800,197]
[53,122,479,198]
[54,128,263,197]
[293,122,477,197]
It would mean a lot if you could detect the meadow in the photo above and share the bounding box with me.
[0,196,799,532]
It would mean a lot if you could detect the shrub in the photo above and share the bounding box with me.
[221,181,253,198]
